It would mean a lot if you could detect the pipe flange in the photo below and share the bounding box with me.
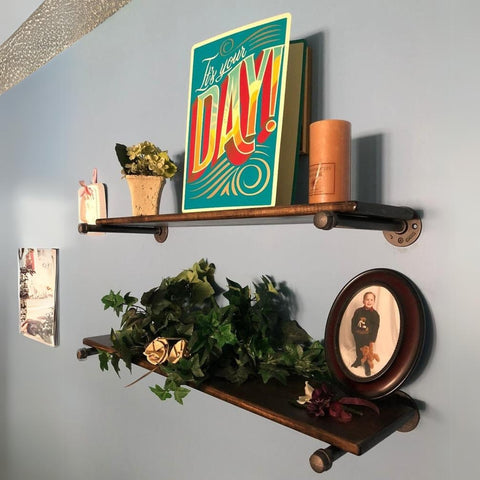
[383,217,422,247]
[154,226,168,243]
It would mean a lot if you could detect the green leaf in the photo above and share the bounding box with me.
[101,290,129,317]
[216,363,251,384]
[173,386,190,404]
[115,143,130,169]
[123,292,138,308]
[149,384,172,401]
[258,364,288,384]
[213,322,237,348]
[110,354,121,376]
[191,281,215,304]
[110,331,133,371]
[120,307,144,329]
[223,279,251,307]
[98,351,110,371]
[190,355,205,378]
[261,275,279,294]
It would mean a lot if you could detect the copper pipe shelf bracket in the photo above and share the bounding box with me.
[309,446,347,474]
[78,223,168,243]
[383,217,422,247]
[76,347,98,360]
[313,211,422,247]
[308,391,420,473]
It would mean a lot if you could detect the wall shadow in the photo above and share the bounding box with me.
[404,288,435,389]
[172,151,185,213]
[304,30,325,123]
[351,134,384,203]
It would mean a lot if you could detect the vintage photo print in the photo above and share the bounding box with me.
[18,248,58,347]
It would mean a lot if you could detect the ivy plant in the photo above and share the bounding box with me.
[100,260,330,403]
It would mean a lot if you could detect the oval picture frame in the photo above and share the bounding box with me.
[324,269,425,399]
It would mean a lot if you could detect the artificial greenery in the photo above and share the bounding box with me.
[100,260,330,403]
[115,141,177,178]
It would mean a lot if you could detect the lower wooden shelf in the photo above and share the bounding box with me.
[79,335,419,473]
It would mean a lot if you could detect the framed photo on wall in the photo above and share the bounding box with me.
[324,269,425,399]
[18,248,58,347]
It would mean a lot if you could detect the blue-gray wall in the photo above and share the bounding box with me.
[1,1,478,478]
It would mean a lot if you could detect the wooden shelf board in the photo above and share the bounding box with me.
[94,202,416,228]
[83,335,418,456]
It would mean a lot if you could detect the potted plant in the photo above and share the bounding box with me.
[115,141,177,215]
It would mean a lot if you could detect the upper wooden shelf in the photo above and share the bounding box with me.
[78,201,422,246]
[79,335,419,473]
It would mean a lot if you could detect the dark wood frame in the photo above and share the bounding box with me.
[324,269,425,399]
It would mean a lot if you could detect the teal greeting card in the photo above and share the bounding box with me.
[183,14,293,212]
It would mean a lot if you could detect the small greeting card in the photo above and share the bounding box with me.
[78,168,107,233]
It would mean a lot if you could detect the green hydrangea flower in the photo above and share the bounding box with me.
[116,141,177,178]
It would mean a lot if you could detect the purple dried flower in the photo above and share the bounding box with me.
[305,383,335,417]
[297,382,380,423]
